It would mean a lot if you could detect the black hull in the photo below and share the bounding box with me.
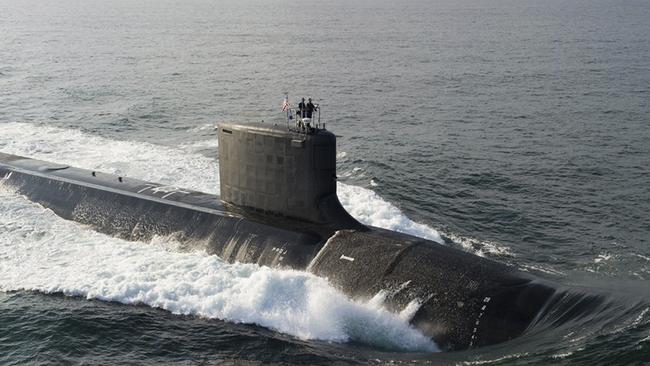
[0,152,555,350]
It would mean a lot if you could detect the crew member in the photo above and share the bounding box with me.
[305,98,318,119]
[297,98,306,119]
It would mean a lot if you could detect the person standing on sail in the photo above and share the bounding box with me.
[296,98,307,129]
[297,98,306,119]
[305,98,317,119]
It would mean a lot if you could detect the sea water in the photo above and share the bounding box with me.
[1,0,649,364]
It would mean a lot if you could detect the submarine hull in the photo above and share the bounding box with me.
[0,151,555,350]
[0,152,323,268]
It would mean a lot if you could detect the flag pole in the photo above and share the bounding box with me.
[283,92,289,130]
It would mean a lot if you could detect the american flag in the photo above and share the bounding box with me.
[281,95,290,111]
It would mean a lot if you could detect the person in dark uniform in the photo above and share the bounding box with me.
[297,98,306,119]
[296,98,307,129]
[305,98,317,119]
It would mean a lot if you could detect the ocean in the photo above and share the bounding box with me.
[1,0,649,364]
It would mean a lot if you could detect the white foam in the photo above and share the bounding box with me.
[519,264,566,277]
[632,253,650,262]
[443,231,513,258]
[0,122,218,193]
[337,183,443,243]
[0,188,437,352]
[188,123,217,132]
[594,253,613,263]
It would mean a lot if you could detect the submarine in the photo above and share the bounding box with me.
[0,115,558,351]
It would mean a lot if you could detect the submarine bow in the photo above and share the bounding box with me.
[0,122,555,350]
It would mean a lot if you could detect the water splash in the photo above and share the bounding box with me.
[0,188,437,352]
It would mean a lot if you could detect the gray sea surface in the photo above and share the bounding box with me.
[1,0,649,364]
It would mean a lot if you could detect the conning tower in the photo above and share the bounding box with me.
[217,122,360,229]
